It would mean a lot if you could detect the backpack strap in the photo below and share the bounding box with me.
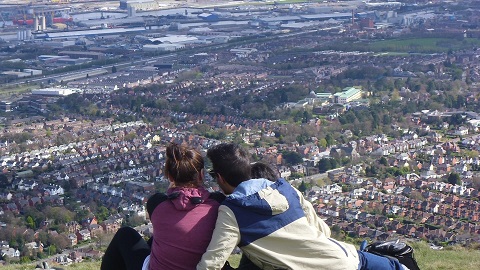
[147,191,225,217]
[209,191,226,203]
[146,193,168,218]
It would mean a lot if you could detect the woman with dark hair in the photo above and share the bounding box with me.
[101,143,223,270]
[250,162,279,182]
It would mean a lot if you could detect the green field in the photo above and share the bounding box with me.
[0,83,34,99]
[2,241,479,270]
[329,37,480,54]
[370,37,480,53]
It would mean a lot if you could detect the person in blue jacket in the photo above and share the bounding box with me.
[198,143,409,270]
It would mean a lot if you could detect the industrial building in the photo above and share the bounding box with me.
[1,69,42,78]
[33,27,147,39]
[58,51,105,60]
[17,29,33,41]
[31,87,80,96]
[143,44,184,52]
[119,0,157,10]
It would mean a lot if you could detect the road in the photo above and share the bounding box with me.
[2,54,178,88]
[3,27,326,89]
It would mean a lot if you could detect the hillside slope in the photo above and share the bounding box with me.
[3,242,479,270]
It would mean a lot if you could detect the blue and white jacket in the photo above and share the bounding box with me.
[197,178,359,270]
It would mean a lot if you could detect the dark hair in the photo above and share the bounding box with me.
[207,143,251,187]
[164,143,204,187]
[251,162,279,182]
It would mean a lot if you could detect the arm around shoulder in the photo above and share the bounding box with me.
[197,205,240,270]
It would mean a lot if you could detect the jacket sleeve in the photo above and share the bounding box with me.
[294,188,331,237]
[197,205,240,270]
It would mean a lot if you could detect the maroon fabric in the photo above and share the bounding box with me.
[149,186,220,270]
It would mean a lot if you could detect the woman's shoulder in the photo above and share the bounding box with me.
[146,193,168,217]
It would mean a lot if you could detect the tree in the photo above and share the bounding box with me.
[44,206,74,224]
[192,124,212,136]
[447,172,461,185]
[382,114,391,125]
[96,205,110,224]
[125,213,145,227]
[298,180,307,194]
[302,110,311,123]
[365,165,378,177]
[379,157,388,166]
[0,174,9,189]
[75,209,90,222]
[47,245,56,256]
[190,98,207,114]
[26,216,35,229]
[330,158,338,169]
[49,234,69,251]
[289,172,303,179]
[282,151,303,166]
[318,158,332,173]
[391,89,400,101]
[296,135,306,145]
[325,134,335,146]
[318,138,327,148]
[20,256,31,264]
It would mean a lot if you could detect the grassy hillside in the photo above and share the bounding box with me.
[410,241,480,270]
[3,242,479,270]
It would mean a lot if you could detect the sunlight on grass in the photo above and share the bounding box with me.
[2,242,479,270]
[412,241,480,270]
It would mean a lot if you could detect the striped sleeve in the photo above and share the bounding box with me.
[197,205,240,270]
[294,188,331,237]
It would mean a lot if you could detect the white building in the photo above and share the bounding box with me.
[31,87,80,96]
[143,44,184,52]
[333,86,362,104]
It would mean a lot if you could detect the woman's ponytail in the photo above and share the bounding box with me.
[164,143,204,186]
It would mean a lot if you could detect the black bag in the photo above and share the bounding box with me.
[221,261,235,270]
[363,239,420,270]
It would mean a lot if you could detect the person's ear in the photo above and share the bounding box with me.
[217,173,225,184]
[198,168,205,182]
[217,174,234,195]
[168,174,176,188]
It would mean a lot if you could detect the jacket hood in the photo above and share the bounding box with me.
[167,186,210,211]
[227,178,290,216]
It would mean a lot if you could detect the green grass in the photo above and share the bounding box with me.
[0,83,34,98]
[411,241,480,270]
[0,260,101,270]
[2,242,479,270]
[329,38,480,54]
[63,261,102,270]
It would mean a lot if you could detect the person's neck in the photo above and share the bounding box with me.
[173,183,201,188]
